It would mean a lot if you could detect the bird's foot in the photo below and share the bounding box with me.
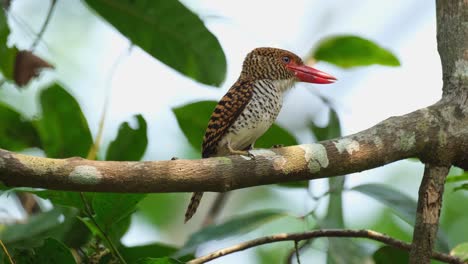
[246,150,256,160]
[171,157,179,160]
[271,144,284,149]
[228,149,256,160]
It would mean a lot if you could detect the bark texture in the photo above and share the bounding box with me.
[0,101,465,193]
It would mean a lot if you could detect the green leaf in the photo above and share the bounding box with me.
[173,100,215,151]
[37,84,93,158]
[453,183,468,192]
[450,242,468,261]
[179,210,288,255]
[352,183,450,252]
[255,123,297,148]
[0,103,40,151]
[0,10,17,81]
[446,171,468,183]
[309,108,341,141]
[35,238,76,264]
[313,35,400,68]
[372,246,409,264]
[352,184,417,225]
[326,238,368,264]
[120,243,193,263]
[83,0,226,86]
[0,207,78,248]
[173,100,297,154]
[92,193,146,241]
[106,114,148,161]
[135,257,183,264]
[33,190,90,211]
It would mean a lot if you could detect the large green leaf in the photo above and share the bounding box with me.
[37,84,93,158]
[0,9,17,81]
[92,193,146,241]
[179,210,288,256]
[35,238,76,264]
[173,100,297,154]
[173,100,216,151]
[309,108,341,141]
[352,183,449,251]
[106,114,148,161]
[372,246,409,264]
[0,102,41,151]
[446,171,468,183]
[120,243,193,263]
[352,184,417,226]
[313,35,400,68]
[450,242,468,261]
[83,0,226,86]
[255,122,297,148]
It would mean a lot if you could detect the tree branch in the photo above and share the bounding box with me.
[0,101,466,193]
[409,164,450,264]
[186,229,464,264]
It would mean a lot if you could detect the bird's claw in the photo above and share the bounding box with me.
[272,144,284,149]
[246,150,256,160]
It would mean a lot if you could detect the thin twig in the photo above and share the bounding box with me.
[86,97,108,160]
[79,193,127,264]
[294,240,301,264]
[286,239,312,264]
[187,229,464,264]
[86,44,131,161]
[30,0,57,51]
[0,239,15,264]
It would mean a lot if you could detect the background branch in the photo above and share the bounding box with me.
[187,229,464,264]
[409,164,450,263]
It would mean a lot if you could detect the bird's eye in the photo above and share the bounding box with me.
[282,56,291,64]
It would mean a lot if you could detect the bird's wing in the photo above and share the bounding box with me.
[202,80,255,158]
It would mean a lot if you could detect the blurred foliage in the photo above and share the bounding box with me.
[34,238,76,264]
[106,114,148,161]
[352,183,449,251]
[36,83,93,158]
[135,257,183,264]
[372,246,409,264]
[450,243,468,261]
[0,9,17,81]
[0,1,466,264]
[0,102,41,151]
[313,35,400,68]
[179,210,289,255]
[83,0,226,86]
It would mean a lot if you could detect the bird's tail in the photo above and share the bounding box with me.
[185,192,203,223]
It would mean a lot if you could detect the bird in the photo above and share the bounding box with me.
[184,47,336,223]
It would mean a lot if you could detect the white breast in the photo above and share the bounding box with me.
[216,79,295,155]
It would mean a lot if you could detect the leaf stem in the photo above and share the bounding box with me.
[79,193,127,264]
[0,239,15,264]
[30,0,56,51]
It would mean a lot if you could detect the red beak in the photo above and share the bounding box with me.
[286,64,337,84]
